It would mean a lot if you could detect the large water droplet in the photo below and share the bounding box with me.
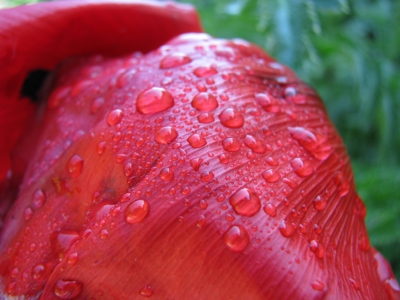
[124,200,150,224]
[244,135,267,154]
[197,112,215,123]
[313,196,327,211]
[262,169,280,183]
[219,108,244,128]
[136,87,174,114]
[193,66,218,78]
[154,126,178,145]
[263,203,277,217]
[187,134,207,148]
[190,158,203,171]
[160,53,192,69]
[290,158,313,177]
[159,168,174,181]
[200,171,214,182]
[191,93,218,111]
[311,280,325,291]
[223,225,249,252]
[229,188,261,217]
[32,189,45,208]
[106,109,123,126]
[255,93,280,112]
[222,137,241,152]
[53,279,83,299]
[288,127,331,161]
[278,220,295,237]
[66,155,84,178]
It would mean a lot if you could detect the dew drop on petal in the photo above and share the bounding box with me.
[311,280,325,291]
[288,127,331,161]
[313,196,327,211]
[290,158,313,177]
[124,200,150,224]
[219,108,244,128]
[187,134,207,148]
[190,158,203,171]
[223,225,249,252]
[219,153,229,164]
[263,203,277,217]
[200,171,214,182]
[154,126,178,144]
[136,87,174,114]
[67,252,79,266]
[197,112,215,123]
[90,97,105,114]
[106,109,123,126]
[309,240,325,258]
[66,155,84,178]
[32,189,46,208]
[53,279,83,299]
[191,93,219,111]
[193,66,218,78]
[24,207,33,221]
[229,188,261,217]
[32,264,45,280]
[160,53,192,69]
[255,93,280,113]
[139,285,153,298]
[262,169,280,183]
[244,135,267,154]
[278,220,295,237]
[159,168,174,181]
[222,137,241,152]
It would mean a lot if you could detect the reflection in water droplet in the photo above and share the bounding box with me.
[53,279,83,299]
[136,87,174,114]
[229,188,261,217]
[263,203,277,217]
[193,66,218,78]
[32,189,46,208]
[160,53,192,69]
[278,220,295,237]
[222,137,241,152]
[244,135,267,154]
[197,112,215,123]
[290,158,313,177]
[106,109,123,126]
[262,169,280,183]
[66,154,84,178]
[288,127,331,161]
[313,196,327,211]
[191,93,219,111]
[223,225,249,252]
[159,168,174,181]
[187,134,207,148]
[255,93,280,112]
[154,126,178,144]
[219,108,244,128]
[124,200,150,224]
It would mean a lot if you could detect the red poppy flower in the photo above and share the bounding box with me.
[0,1,399,299]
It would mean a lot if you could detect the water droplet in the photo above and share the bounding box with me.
[139,285,153,298]
[51,231,80,261]
[199,199,208,210]
[311,280,325,291]
[67,252,79,266]
[349,278,360,290]
[53,279,83,299]
[262,169,280,183]
[193,66,218,78]
[223,225,249,252]
[160,53,192,69]
[125,200,150,224]
[290,158,313,177]
[229,188,261,217]
[200,171,214,182]
[154,126,178,145]
[288,127,331,161]
[244,135,267,154]
[278,220,295,237]
[100,229,109,239]
[309,240,325,258]
[32,264,45,279]
[24,207,33,221]
[90,97,105,114]
[219,108,244,128]
[313,196,327,211]
[197,112,215,123]
[255,93,280,112]
[187,134,207,148]
[263,203,277,217]
[32,189,46,208]
[106,109,123,126]
[136,87,174,114]
[191,93,218,111]
[219,153,229,164]
[333,171,350,197]
[190,158,203,171]
[66,154,84,178]
[159,168,174,181]
[97,141,106,155]
[222,137,241,152]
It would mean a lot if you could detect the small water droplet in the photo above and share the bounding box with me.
[278,220,295,237]
[219,153,229,164]
[288,127,331,161]
[199,199,208,210]
[200,171,214,182]
[290,158,313,177]
[154,126,178,144]
[190,158,203,171]
[139,285,153,298]
[222,137,241,152]
[24,207,33,221]
[187,134,207,148]
[90,97,105,114]
[32,189,46,208]
[223,225,249,252]
[67,252,79,266]
[159,168,174,181]
[262,169,280,183]
[100,229,109,239]
[193,66,218,78]
[313,196,327,211]
[160,53,192,69]
[66,154,84,178]
[32,264,45,279]
[255,93,280,112]
[136,87,174,114]
[54,279,83,299]
[311,280,325,291]
[125,200,150,224]
[263,203,277,217]
[309,240,325,258]
[219,108,244,128]
[191,93,218,111]
[229,188,261,217]
[197,112,215,123]
[106,109,123,126]
[244,135,267,154]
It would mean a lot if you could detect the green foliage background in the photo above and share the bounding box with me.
[2,0,399,280]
